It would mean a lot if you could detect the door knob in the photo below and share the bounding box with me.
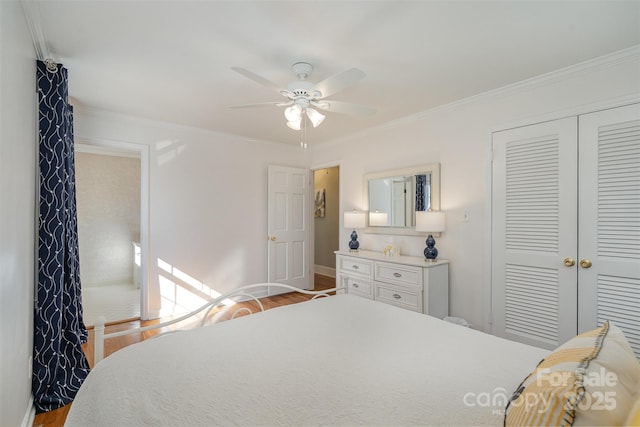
[269,236,276,241]
[563,258,576,267]
[580,259,592,269]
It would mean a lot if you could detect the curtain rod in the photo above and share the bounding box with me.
[21,0,58,72]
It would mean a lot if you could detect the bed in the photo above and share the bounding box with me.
[65,285,640,426]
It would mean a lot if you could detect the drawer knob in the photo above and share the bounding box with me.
[393,293,401,299]
[352,283,359,288]
[352,265,359,269]
[393,272,402,278]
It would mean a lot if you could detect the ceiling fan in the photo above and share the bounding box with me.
[229,62,375,130]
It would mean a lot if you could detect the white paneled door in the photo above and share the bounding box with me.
[492,103,640,355]
[267,165,310,295]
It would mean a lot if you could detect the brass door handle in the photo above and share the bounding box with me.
[563,258,576,267]
[269,236,276,241]
[580,259,592,269]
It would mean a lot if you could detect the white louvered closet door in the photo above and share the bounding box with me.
[491,117,579,350]
[577,103,640,356]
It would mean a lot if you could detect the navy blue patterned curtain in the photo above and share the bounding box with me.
[33,60,90,413]
[415,174,427,211]
[415,173,432,212]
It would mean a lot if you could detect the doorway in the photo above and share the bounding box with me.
[75,142,148,325]
[312,165,340,288]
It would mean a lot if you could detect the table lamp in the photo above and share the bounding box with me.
[344,210,366,251]
[415,211,445,261]
[369,210,389,227]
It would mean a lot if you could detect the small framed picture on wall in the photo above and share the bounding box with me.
[314,188,326,218]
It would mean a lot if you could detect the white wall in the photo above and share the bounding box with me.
[0,1,37,425]
[311,49,640,331]
[73,109,308,318]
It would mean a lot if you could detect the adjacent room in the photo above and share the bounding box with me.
[1,1,639,426]
[74,146,142,326]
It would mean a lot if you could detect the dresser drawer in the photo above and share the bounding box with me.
[345,277,374,299]
[335,250,449,317]
[338,256,373,277]
[376,284,423,313]
[374,262,422,286]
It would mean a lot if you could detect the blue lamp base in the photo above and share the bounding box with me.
[349,230,360,251]
[424,234,438,261]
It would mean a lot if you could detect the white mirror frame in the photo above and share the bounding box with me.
[363,163,440,236]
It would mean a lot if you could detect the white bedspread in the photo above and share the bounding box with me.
[66,294,548,426]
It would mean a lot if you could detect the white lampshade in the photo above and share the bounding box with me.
[306,107,325,128]
[344,210,367,229]
[369,211,389,227]
[284,104,302,122]
[286,120,301,130]
[415,211,445,233]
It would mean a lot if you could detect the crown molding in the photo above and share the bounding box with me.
[314,44,640,149]
[20,0,51,61]
[410,44,640,120]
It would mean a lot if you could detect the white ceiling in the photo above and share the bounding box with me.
[31,0,640,146]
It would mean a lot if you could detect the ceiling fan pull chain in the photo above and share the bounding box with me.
[300,115,307,149]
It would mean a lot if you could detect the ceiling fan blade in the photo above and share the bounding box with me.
[231,67,283,94]
[312,100,375,116]
[312,68,366,98]
[229,100,292,109]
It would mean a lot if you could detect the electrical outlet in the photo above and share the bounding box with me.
[28,356,32,379]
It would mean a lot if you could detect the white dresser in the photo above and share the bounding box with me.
[335,250,449,318]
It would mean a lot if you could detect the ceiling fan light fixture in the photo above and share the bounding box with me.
[306,107,325,128]
[284,104,302,122]
[230,62,372,139]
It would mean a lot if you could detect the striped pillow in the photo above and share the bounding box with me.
[505,321,640,427]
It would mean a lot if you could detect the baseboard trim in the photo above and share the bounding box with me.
[84,279,136,288]
[22,396,35,427]
[314,265,336,278]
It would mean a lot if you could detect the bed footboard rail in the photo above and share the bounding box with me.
[93,283,342,364]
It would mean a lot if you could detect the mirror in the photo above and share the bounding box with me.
[364,163,440,234]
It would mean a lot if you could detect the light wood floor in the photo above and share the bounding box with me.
[32,274,336,427]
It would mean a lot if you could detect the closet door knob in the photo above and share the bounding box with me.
[563,258,576,267]
[580,259,592,269]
